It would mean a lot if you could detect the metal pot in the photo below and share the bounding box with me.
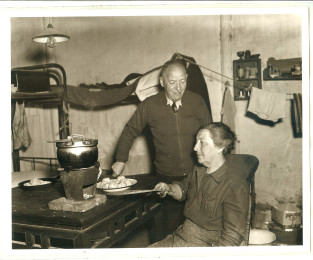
[269,222,302,245]
[50,134,98,170]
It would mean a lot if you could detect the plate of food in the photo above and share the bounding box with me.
[18,178,56,191]
[96,176,137,193]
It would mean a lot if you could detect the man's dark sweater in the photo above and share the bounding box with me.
[115,90,212,177]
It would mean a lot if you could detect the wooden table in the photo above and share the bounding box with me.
[12,174,163,249]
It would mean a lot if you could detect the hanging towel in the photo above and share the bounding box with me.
[292,93,302,136]
[247,88,286,122]
[12,102,32,150]
[221,87,237,132]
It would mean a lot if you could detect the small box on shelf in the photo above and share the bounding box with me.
[291,71,302,76]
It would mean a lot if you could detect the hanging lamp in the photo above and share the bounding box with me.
[32,18,70,48]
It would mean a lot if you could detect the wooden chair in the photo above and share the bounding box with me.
[227,154,259,246]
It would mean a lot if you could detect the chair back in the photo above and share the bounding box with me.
[227,154,259,246]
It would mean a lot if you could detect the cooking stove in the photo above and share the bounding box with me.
[48,163,107,212]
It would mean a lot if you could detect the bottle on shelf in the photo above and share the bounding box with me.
[274,67,280,77]
[238,65,244,79]
[244,67,250,79]
[268,64,273,76]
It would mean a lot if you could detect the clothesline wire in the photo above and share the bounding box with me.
[182,57,252,89]
[182,57,297,96]
[136,57,297,97]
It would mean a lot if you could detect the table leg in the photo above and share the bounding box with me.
[147,204,164,244]
[25,231,35,249]
[72,233,91,248]
[41,235,51,249]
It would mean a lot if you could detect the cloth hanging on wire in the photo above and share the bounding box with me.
[66,53,213,120]
[247,88,286,123]
[67,73,140,109]
[221,86,237,132]
[12,102,32,150]
[133,53,212,119]
[172,53,213,118]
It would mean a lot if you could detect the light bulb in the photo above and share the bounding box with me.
[46,36,56,48]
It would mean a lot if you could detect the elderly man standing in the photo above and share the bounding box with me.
[111,59,212,237]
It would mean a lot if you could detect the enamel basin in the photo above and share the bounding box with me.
[249,229,276,245]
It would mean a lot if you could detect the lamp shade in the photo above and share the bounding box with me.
[32,23,70,47]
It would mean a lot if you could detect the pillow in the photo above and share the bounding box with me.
[129,66,162,101]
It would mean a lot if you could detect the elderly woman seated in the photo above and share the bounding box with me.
[149,122,250,247]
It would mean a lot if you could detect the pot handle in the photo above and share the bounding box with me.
[97,168,102,181]
[47,134,87,144]
[47,135,75,145]
[47,138,72,143]
[71,134,86,141]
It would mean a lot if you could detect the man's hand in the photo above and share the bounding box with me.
[111,161,126,177]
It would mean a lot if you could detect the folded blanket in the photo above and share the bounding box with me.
[67,73,140,109]
[247,88,286,122]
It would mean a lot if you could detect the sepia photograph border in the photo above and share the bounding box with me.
[1,1,311,259]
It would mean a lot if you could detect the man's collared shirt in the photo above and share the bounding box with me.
[166,96,182,109]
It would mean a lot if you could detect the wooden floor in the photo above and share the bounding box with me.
[111,223,151,248]
[111,203,303,247]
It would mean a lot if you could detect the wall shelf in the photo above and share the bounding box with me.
[263,57,302,81]
[233,58,262,101]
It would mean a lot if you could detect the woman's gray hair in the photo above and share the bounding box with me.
[200,122,237,156]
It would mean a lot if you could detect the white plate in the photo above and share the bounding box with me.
[103,186,131,193]
[97,179,137,193]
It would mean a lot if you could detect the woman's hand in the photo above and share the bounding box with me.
[154,182,183,200]
[154,182,173,198]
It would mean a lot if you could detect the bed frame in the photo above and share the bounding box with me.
[11,63,70,172]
